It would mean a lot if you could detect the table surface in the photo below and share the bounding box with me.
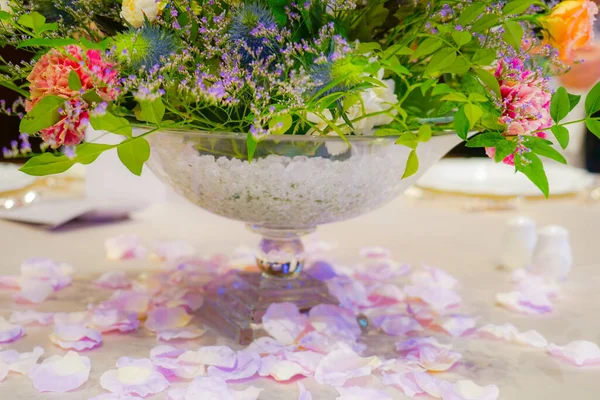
[0,194,599,399]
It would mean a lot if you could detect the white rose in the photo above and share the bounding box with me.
[121,0,161,28]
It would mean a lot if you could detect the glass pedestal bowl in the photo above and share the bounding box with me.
[147,130,464,343]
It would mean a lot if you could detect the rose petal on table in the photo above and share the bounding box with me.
[367,284,406,306]
[262,303,309,345]
[156,289,204,312]
[0,359,8,382]
[207,350,261,381]
[0,346,44,374]
[284,350,325,375]
[335,386,393,400]
[28,351,91,393]
[406,302,438,326]
[50,325,102,351]
[298,331,365,355]
[100,357,169,397]
[150,240,196,263]
[105,234,147,261]
[90,394,142,400]
[435,315,478,337]
[412,372,445,398]
[101,291,151,316]
[411,264,458,290]
[246,337,290,356]
[308,304,361,339]
[0,317,24,343]
[360,246,392,259]
[145,306,191,332]
[168,376,262,400]
[495,291,552,315]
[88,308,140,334]
[298,381,312,400]
[477,323,548,348]
[258,354,311,381]
[20,258,73,290]
[306,260,338,281]
[94,271,132,290]
[547,341,600,366]
[517,275,559,298]
[439,380,500,400]
[378,315,423,337]
[54,311,89,326]
[326,277,371,310]
[12,279,54,304]
[314,346,381,387]
[405,285,461,311]
[149,345,186,374]
[9,310,54,326]
[382,372,425,397]
[172,346,237,379]
[0,275,20,290]
[395,337,452,354]
[157,327,207,341]
[416,346,462,372]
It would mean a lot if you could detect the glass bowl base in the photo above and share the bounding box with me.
[202,270,338,345]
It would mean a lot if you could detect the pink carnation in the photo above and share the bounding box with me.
[40,100,90,148]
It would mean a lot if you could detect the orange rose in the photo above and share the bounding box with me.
[542,0,599,63]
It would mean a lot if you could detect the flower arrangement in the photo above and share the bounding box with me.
[0,0,599,196]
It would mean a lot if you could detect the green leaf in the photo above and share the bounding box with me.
[19,153,74,176]
[382,43,412,58]
[451,31,472,47]
[567,93,581,112]
[316,92,345,111]
[463,103,483,128]
[550,125,570,149]
[585,118,600,139]
[472,14,500,32]
[431,84,454,96]
[19,95,64,134]
[268,114,293,135]
[454,107,470,140]
[17,12,46,32]
[396,132,418,149]
[17,38,78,48]
[550,87,570,123]
[247,132,258,161]
[441,57,470,74]
[503,0,536,15]
[384,56,411,76]
[418,125,432,142]
[136,98,165,125]
[75,143,114,164]
[525,137,567,164]
[585,81,600,116]
[80,37,112,51]
[82,90,103,104]
[515,152,549,198]
[468,93,489,102]
[466,131,505,148]
[420,79,437,96]
[68,70,82,92]
[471,49,497,66]
[425,49,457,76]
[0,11,12,20]
[90,113,133,138]
[441,93,469,102]
[413,37,443,59]
[494,140,517,162]
[474,68,501,98]
[402,149,419,179]
[459,3,486,25]
[117,137,151,176]
[357,42,381,54]
[503,21,524,52]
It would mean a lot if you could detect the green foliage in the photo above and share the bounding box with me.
[402,150,419,179]
[19,95,64,134]
[90,113,133,138]
[117,137,151,176]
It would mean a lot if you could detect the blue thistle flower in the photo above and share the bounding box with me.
[115,25,179,71]
[228,3,279,64]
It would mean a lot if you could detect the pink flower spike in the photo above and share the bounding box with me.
[145,306,191,332]
[0,346,44,374]
[335,386,393,400]
[20,258,73,290]
[207,350,261,381]
[314,346,381,387]
[495,291,552,315]
[262,302,309,345]
[378,315,423,337]
[547,341,600,366]
[9,310,54,326]
[104,234,147,260]
[100,357,169,397]
[439,380,500,400]
[298,382,312,400]
[13,279,54,304]
[436,315,478,337]
[150,240,196,263]
[0,317,24,343]
[258,354,311,381]
[157,327,207,341]
[94,271,132,290]
[405,285,461,311]
[28,351,91,393]
[50,325,102,351]
[477,323,548,348]
[88,308,140,334]
[382,372,425,397]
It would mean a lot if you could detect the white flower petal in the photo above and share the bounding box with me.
[335,386,392,400]
[547,341,600,366]
[262,303,308,345]
[100,357,169,397]
[0,346,44,374]
[314,346,381,387]
[104,234,147,260]
[0,317,24,343]
[9,311,54,326]
[298,382,312,400]
[477,323,547,348]
[28,351,91,393]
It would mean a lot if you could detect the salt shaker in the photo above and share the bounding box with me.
[499,216,537,270]
[529,225,573,281]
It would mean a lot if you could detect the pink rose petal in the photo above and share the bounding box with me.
[355,261,411,283]
[335,386,393,400]
[90,395,142,400]
[411,264,458,289]
[150,345,186,373]
[88,308,140,334]
[382,372,425,397]
[436,315,478,337]
[172,346,237,379]
[145,306,191,332]
[477,323,548,348]
[28,351,91,393]
[327,277,371,310]
[308,304,361,340]
[150,240,196,263]
[547,341,600,366]
[405,285,461,311]
[207,350,261,381]
[0,346,44,374]
[167,376,262,400]
[377,315,423,337]
[94,271,132,290]
[284,350,325,375]
[12,279,54,304]
[100,357,169,397]
[258,354,312,381]
[298,382,312,400]
[395,337,452,354]
[314,346,381,387]
[298,331,364,355]
[9,311,54,326]
[414,346,462,372]
[0,359,8,382]
[0,317,24,343]
[413,372,445,398]
[101,291,151,316]
[0,275,20,290]
[20,258,73,290]
[157,327,206,341]
[439,380,500,400]
[154,288,204,312]
[360,246,391,259]
[262,303,309,345]
[54,311,89,326]
[367,284,406,306]
[105,234,147,260]
[495,291,552,315]
[50,325,102,351]
[246,337,290,355]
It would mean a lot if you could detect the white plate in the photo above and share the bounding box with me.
[0,163,37,193]
[417,158,595,197]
